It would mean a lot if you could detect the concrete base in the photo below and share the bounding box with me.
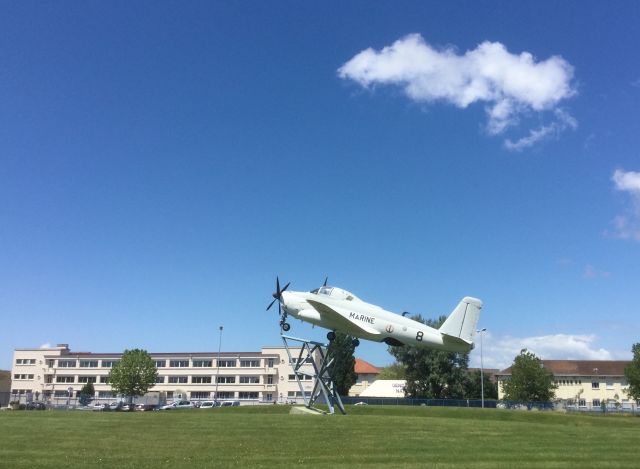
[289,406,327,416]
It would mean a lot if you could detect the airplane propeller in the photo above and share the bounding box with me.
[266,277,290,313]
[323,276,328,287]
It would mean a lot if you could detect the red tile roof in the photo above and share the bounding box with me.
[355,358,382,374]
[498,360,630,377]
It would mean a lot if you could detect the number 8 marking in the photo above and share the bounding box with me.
[416,331,423,342]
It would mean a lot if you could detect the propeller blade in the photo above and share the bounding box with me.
[267,298,277,311]
[323,276,328,287]
[281,282,290,294]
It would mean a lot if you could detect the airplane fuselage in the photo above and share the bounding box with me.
[280,287,476,353]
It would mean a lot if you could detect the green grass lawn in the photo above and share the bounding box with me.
[1,405,638,468]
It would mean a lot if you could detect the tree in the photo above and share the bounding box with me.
[388,315,470,398]
[501,349,557,402]
[327,332,357,395]
[78,382,95,406]
[624,343,640,402]
[377,363,406,380]
[108,349,158,402]
[464,369,498,400]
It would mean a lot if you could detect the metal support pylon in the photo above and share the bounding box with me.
[281,333,346,415]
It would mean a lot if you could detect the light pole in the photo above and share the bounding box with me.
[214,326,223,405]
[478,328,487,408]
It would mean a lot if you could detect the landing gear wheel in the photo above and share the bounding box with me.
[352,338,360,347]
[327,331,336,342]
[282,322,291,332]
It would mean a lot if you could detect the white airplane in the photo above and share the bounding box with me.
[267,278,483,353]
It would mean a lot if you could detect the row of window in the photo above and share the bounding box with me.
[52,375,271,384]
[44,358,271,368]
[13,374,34,380]
[15,359,36,365]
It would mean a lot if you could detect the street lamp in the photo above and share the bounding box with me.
[214,326,223,405]
[477,328,487,409]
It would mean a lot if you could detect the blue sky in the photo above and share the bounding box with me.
[2,1,639,370]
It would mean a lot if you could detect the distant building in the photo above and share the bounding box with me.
[496,360,636,410]
[9,343,318,405]
[349,358,382,396]
[0,370,10,407]
[358,379,406,398]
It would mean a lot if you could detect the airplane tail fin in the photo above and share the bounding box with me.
[439,297,483,345]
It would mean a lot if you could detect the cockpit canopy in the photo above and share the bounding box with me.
[310,286,360,302]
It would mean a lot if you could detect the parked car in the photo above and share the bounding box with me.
[221,400,240,407]
[159,401,194,410]
[109,402,123,411]
[199,401,215,409]
[26,402,46,410]
[119,403,135,411]
[174,400,195,409]
[92,403,109,411]
[135,403,156,412]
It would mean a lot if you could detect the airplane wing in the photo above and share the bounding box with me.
[307,300,381,336]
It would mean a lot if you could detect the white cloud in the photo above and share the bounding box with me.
[583,264,611,279]
[338,34,577,149]
[504,109,577,151]
[610,169,640,241]
[470,332,614,370]
[39,342,52,349]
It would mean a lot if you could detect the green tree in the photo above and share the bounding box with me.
[377,363,406,380]
[464,369,498,399]
[108,349,158,402]
[388,315,470,398]
[327,332,357,395]
[501,349,557,402]
[78,382,95,406]
[624,343,640,402]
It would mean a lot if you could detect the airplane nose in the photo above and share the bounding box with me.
[272,292,278,299]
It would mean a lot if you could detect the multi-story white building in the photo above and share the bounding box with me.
[9,343,317,405]
[496,360,636,410]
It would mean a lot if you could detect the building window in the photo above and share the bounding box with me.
[56,376,75,383]
[101,361,119,368]
[287,391,311,397]
[168,376,188,384]
[192,360,213,367]
[216,392,234,399]
[217,376,236,384]
[78,376,97,383]
[192,376,212,384]
[15,358,36,365]
[238,392,259,400]
[13,374,34,380]
[267,358,275,368]
[155,376,165,384]
[191,391,210,399]
[166,391,174,399]
[169,360,189,368]
[267,375,274,385]
[218,360,236,368]
[266,393,273,401]
[54,390,69,397]
[100,376,110,384]
[592,382,600,389]
[98,391,114,398]
[288,374,312,381]
[240,360,260,368]
[578,399,586,407]
[592,399,601,407]
[239,376,260,384]
[79,360,98,368]
[58,360,76,368]
[154,360,166,368]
